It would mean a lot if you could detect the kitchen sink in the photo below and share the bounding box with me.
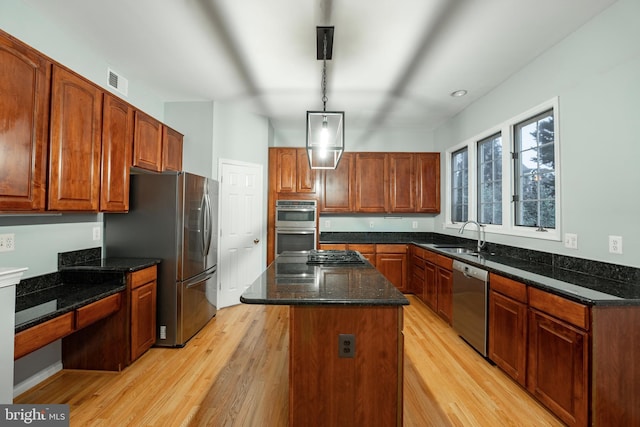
[434,246,482,256]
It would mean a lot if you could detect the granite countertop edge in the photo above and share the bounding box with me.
[59,257,161,273]
[15,281,126,333]
[319,234,639,306]
[240,296,410,306]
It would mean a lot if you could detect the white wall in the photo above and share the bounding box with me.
[165,101,215,178]
[433,0,640,267]
[274,126,436,152]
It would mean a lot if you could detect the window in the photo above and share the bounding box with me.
[451,147,468,223]
[445,97,560,241]
[514,109,555,229]
[477,133,502,225]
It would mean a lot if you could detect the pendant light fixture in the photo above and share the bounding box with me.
[306,26,344,170]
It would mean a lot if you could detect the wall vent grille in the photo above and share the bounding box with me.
[107,68,128,96]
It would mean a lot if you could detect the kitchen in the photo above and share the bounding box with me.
[1,0,639,425]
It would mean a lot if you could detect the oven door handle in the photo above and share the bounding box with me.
[276,208,316,212]
[276,229,316,234]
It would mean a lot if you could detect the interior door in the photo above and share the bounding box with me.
[218,160,264,308]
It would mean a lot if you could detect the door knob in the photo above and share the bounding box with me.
[254,239,260,244]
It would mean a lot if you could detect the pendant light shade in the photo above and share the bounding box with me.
[306,111,344,169]
[307,26,344,170]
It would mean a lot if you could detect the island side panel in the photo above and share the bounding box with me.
[592,306,640,426]
[289,305,403,427]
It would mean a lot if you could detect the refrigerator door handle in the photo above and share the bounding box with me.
[200,194,210,258]
[203,193,212,257]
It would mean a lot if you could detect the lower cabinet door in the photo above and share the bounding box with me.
[489,291,527,386]
[131,281,157,361]
[527,309,588,427]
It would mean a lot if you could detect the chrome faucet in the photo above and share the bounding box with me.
[459,220,486,252]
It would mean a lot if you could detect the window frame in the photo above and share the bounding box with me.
[444,97,561,242]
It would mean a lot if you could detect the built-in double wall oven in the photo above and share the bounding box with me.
[275,200,317,255]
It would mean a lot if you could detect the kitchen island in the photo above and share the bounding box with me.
[241,251,409,427]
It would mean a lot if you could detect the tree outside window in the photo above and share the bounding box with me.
[514,110,555,229]
[451,147,468,223]
[478,133,502,225]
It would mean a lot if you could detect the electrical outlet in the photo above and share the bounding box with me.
[0,233,15,252]
[564,233,578,249]
[369,221,374,229]
[324,220,331,229]
[609,235,623,254]
[338,334,355,358]
[412,221,418,229]
[92,226,101,241]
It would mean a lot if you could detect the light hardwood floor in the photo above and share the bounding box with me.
[15,296,563,426]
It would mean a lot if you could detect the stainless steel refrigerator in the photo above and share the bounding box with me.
[104,171,218,347]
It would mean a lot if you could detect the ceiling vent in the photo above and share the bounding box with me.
[107,68,128,97]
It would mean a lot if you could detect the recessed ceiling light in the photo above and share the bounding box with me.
[450,89,468,97]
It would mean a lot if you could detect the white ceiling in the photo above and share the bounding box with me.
[24,0,617,140]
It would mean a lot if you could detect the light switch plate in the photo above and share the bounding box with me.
[564,233,578,249]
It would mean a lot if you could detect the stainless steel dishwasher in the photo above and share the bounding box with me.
[452,260,489,357]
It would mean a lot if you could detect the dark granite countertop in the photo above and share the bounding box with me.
[15,274,125,333]
[241,252,409,306]
[59,257,160,272]
[15,249,160,333]
[320,232,640,307]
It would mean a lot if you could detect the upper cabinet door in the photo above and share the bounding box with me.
[133,111,163,172]
[161,126,183,172]
[388,153,416,212]
[355,153,388,213]
[275,148,297,192]
[416,153,440,213]
[320,152,354,213]
[296,148,316,193]
[101,94,133,212]
[48,66,102,211]
[0,32,50,211]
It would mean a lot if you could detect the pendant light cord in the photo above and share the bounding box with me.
[322,33,328,112]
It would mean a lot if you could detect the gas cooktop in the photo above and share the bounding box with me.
[306,250,366,265]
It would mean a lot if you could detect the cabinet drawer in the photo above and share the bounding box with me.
[15,312,75,360]
[412,258,425,280]
[130,265,157,289]
[412,245,427,259]
[376,244,407,254]
[319,244,347,251]
[490,273,527,303]
[528,287,589,330]
[422,249,438,264]
[348,244,375,253]
[75,292,122,330]
[434,254,453,270]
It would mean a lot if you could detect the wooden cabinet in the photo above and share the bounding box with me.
[0,31,50,211]
[272,148,315,193]
[320,152,354,212]
[435,265,453,325]
[162,126,183,172]
[416,153,440,213]
[133,111,163,172]
[349,244,376,266]
[409,247,425,297]
[354,153,388,212]
[489,274,528,386]
[15,312,75,360]
[423,261,437,311]
[131,280,157,361]
[48,65,103,211]
[100,94,133,212]
[62,266,157,370]
[389,153,416,212]
[527,288,589,427]
[375,244,408,292]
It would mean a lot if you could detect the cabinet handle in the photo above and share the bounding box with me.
[254,239,260,244]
